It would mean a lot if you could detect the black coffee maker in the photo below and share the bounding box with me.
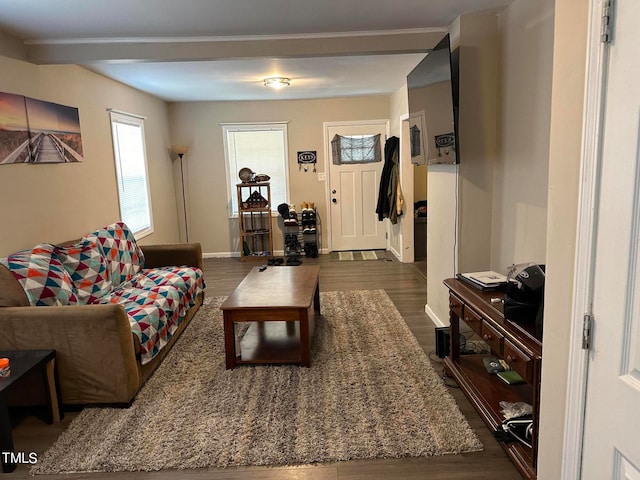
[504,263,545,340]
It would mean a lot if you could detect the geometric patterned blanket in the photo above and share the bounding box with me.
[83,221,145,288]
[0,222,205,364]
[0,243,80,306]
[95,266,204,364]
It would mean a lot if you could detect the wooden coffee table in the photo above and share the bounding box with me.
[221,265,320,369]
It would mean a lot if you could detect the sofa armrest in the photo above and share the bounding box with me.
[140,243,203,271]
[0,304,140,405]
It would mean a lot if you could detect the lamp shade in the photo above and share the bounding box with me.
[173,145,189,156]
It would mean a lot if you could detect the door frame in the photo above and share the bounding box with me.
[561,0,610,478]
[395,113,415,263]
[322,119,390,252]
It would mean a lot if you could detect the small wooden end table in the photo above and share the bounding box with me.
[221,265,320,369]
[0,349,62,473]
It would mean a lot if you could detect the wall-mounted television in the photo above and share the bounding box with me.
[407,33,459,165]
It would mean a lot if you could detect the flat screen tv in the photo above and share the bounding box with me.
[407,33,459,165]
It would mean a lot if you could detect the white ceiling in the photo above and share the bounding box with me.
[0,0,513,102]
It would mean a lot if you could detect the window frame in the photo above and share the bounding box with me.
[221,122,290,218]
[109,110,154,240]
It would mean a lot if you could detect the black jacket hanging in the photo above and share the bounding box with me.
[376,136,400,222]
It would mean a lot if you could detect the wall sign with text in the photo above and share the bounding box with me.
[297,150,317,172]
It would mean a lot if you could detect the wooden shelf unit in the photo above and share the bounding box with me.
[237,182,273,262]
[443,278,542,480]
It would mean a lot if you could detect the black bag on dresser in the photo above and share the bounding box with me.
[503,264,545,340]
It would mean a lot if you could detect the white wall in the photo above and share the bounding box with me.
[0,55,179,257]
[426,12,500,326]
[537,0,588,476]
[168,97,390,256]
[389,84,415,262]
[491,1,554,272]
[426,164,459,326]
[457,13,499,274]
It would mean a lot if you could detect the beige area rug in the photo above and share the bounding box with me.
[32,290,482,474]
[330,250,391,261]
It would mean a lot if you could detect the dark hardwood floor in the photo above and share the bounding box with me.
[9,255,522,479]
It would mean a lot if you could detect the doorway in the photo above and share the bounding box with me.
[324,121,389,251]
[562,0,640,478]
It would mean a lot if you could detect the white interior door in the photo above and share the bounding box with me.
[326,121,388,251]
[581,1,640,477]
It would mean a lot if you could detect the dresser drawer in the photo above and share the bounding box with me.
[503,339,534,383]
[481,321,504,354]
[449,294,464,319]
[462,307,483,336]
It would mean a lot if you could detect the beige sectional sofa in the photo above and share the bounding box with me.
[0,223,205,405]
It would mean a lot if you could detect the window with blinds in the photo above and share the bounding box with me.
[109,111,153,239]
[222,123,289,216]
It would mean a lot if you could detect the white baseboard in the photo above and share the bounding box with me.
[203,249,328,259]
[388,245,401,260]
[203,250,284,258]
[425,303,447,328]
[203,252,239,259]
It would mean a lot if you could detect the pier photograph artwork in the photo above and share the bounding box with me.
[0,92,83,165]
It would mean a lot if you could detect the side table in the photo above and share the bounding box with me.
[0,350,62,473]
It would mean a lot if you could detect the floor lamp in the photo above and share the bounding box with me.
[173,146,190,243]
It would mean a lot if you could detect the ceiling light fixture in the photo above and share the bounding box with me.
[263,77,291,89]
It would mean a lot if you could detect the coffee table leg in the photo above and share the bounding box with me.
[299,309,311,367]
[313,281,321,314]
[223,311,237,369]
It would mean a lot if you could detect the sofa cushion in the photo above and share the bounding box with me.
[54,239,113,305]
[84,222,145,287]
[0,244,78,306]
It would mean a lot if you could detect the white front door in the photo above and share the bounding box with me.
[581,0,640,477]
[325,121,388,251]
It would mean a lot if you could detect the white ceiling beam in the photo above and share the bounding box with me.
[25,30,446,65]
[0,29,27,60]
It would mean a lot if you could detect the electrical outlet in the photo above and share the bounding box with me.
[317,173,326,181]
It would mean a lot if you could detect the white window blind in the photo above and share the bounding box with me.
[109,111,153,238]
[222,123,289,216]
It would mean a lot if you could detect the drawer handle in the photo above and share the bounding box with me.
[483,334,492,341]
[465,316,473,322]
[506,355,515,363]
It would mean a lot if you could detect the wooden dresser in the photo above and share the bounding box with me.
[443,278,542,479]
